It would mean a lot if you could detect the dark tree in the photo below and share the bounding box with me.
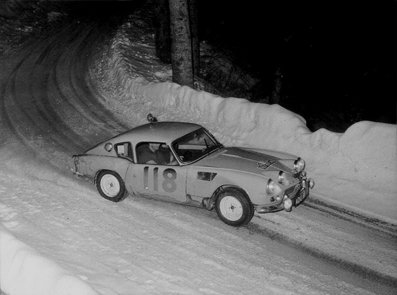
[271,66,283,104]
[153,0,171,63]
[188,0,199,79]
[168,0,193,87]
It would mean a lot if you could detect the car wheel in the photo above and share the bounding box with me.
[215,187,254,226]
[96,171,126,202]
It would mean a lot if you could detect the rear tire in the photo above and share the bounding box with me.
[96,171,126,202]
[215,187,254,226]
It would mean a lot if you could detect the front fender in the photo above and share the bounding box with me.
[209,170,268,204]
[187,167,269,205]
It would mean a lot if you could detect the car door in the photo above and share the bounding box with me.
[127,164,187,203]
[125,141,187,203]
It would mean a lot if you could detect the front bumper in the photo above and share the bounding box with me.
[255,174,314,214]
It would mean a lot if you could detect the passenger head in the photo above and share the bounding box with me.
[149,143,160,152]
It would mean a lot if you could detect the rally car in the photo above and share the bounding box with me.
[72,115,314,226]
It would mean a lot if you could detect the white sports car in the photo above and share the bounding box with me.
[73,117,314,226]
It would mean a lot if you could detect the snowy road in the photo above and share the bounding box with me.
[0,19,396,295]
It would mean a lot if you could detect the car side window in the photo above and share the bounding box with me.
[115,142,133,161]
[172,128,218,163]
[136,142,177,166]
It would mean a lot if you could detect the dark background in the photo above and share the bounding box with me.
[197,0,396,131]
[2,0,395,131]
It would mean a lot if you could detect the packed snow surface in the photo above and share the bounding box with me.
[0,12,396,295]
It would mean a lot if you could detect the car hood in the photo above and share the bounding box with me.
[194,147,294,174]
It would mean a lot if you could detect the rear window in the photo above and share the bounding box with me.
[115,142,133,160]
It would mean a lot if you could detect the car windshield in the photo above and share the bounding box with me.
[172,128,222,163]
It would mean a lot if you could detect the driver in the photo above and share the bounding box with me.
[137,143,177,165]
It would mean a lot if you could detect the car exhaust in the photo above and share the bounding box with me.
[202,198,214,211]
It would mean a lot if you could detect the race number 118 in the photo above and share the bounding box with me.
[144,167,177,193]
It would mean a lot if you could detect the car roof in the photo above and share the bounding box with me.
[114,121,203,144]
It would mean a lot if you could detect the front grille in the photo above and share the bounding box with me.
[285,184,300,197]
[295,187,307,206]
[285,182,307,206]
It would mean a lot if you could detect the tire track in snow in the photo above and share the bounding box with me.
[4,44,80,170]
[67,25,128,133]
[2,23,127,172]
[0,163,312,295]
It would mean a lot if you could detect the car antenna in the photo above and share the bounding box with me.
[147,113,158,123]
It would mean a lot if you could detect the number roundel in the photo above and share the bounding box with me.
[143,167,177,193]
[162,168,177,192]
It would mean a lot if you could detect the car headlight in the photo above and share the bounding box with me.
[278,171,290,185]
[294,157,305,173]
[266,179,282,195]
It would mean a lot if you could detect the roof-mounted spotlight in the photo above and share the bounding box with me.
[147,113,158,123]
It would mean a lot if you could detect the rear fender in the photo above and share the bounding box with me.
[73,154,131,182]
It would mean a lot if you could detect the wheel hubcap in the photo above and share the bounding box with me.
[100,175,120,197]
[219,196,243,221]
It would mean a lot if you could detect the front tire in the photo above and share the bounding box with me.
[96,171,126,202]
[215,187,254,226]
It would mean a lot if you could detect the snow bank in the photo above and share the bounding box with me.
[90,32,397,223]
[138,81,397,188]
[0,227,97,295]
[148,84,397,222]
